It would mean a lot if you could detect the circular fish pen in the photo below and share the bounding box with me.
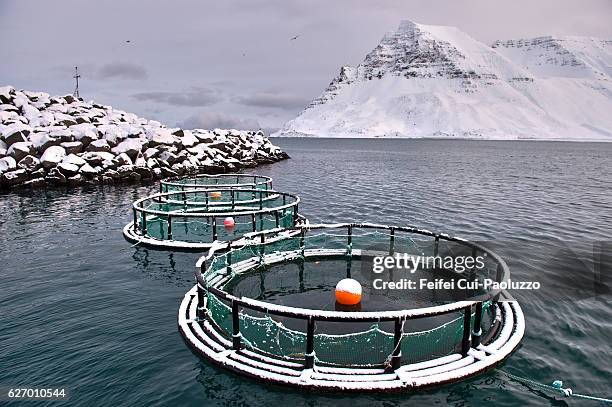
[179,223,525,392]
[123,188,302,250]
[160,174,273,193]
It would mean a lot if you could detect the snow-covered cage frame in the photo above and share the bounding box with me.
[123,188,302,250]
[160,174,273,193]
[179,223,525,392]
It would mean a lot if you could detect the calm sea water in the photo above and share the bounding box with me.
[1,138,611,406]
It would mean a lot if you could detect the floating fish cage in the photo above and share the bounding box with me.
[179,223,525,392]
[123,188,302,250]
[160,174,273,193]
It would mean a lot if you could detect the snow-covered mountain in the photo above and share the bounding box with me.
[278,21,612,140]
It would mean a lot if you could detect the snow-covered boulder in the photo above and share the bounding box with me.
[60,141,83,154]
[180,131,199,148]
[40,145,66,169]
[87,139,110,152]
[143,147,159,159]
[146,158,158,169]
[134,155,146,167]
[81,151,115,166]
[2,123,31,145]
[18,155,40,171]
[80,163,98,176]
[112,138,145,160]
[62,153,86,167]
[0,86,14,103]
[8,141,34,162]
[114,152,132,166]
[0,156,17,172]
[30,132,60,152]
[2,169,28,185]
[70,123,98,144]
[158,150,178,165]
[57,162,79,176]
[149,129,178,147]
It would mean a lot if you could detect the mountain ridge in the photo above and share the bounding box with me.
[278,20,612,140]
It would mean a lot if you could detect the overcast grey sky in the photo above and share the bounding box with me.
[1,0,610,133]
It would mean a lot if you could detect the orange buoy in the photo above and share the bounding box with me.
[335,278,362,305]
[210,191,222,199]
[223,217,235,228]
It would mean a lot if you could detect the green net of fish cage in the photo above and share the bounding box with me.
[206,290,493,366]
[161,174,272,193]
[131,188,300,244]
[199,224,506,367]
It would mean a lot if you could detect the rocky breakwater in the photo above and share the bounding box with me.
[0,86,288,189]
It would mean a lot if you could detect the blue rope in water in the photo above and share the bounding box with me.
[501,370,612,404]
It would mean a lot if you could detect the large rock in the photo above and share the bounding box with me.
[87,139,110,152]
[17,155,40,171]
[62,153,86,167]
[8,141,34,162]
[60,141,83,154]
[21,103,40,123]
[112,138,144,161]
[46,168,67,185]
[193,130,215,143]
[104,169,120,180]
[143,147,159,159]
[158,150,178,165]
[146,158,158,169]
[171,162,186,176]
[80,163,98,177]
[57,162,79,176]
[101,158,117,170]
[114,152,132,166]
[40,145,66,169]
[48,128,73,142]
[117,164,135,178]
[67,174,84,185]
[160,166,178,178]
[81,151,114,166]
[149,129,178,147]
[2,169,29,186]
[1,123,30,145]
[180,131,199,148]
[29,132,60,152]
[134,154,146,167]
[208,141,230,153]
[103,124,130,141]
[30,168,45,179]
[70,123,98,145]
[0,156,17,172]
[0,111,18,127]
[0,85,14,104]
